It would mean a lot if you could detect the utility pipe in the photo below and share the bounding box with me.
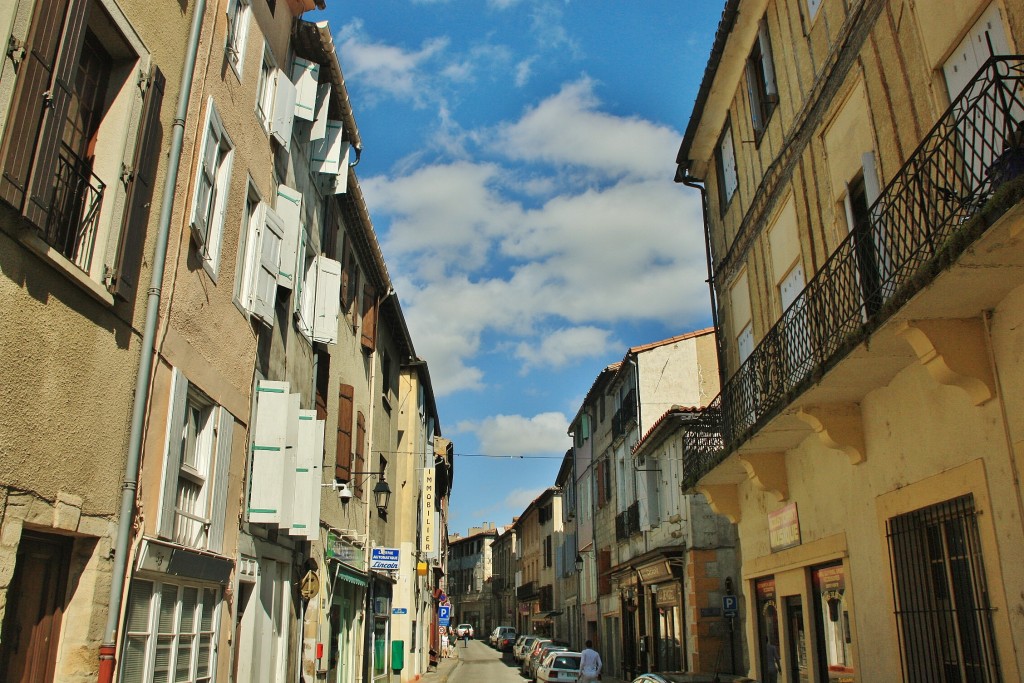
[98,2,206,680]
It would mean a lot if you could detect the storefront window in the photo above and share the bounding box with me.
[812,562,855,682]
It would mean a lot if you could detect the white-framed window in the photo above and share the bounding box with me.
[716,119,739,211]
[225,0,250,76]
[746,17,778,136]
[256,45,276,130]
[254,44,295,148]
[120,578,220,683]
[159,369,233,553]
[190,100,233,276]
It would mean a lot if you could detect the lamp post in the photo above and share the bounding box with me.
[324,470,392,516]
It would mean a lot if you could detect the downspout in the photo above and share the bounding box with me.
[679,175,727,396]
[98,2,206,681]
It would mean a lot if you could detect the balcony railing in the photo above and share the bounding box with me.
[611,389,637,440]
[43,144,105,273]
[517,581,538,600]
[615,501,642,541]
[684,56,1024,488]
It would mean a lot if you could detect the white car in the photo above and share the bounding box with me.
[536,651,581,683]
[455,623,474,639]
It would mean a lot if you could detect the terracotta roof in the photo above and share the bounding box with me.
[631,405,705,455]
[627,327,715,355]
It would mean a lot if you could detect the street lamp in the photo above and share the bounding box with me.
[323,471,392,516]
[575,554,584,573]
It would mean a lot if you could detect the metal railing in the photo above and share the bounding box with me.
[43,144,105,273]
[684,56,1024,488]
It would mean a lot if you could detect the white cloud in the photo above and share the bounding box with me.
[337,21,448,107]
[455,412,569,456]
[514,58,535,88]
[515,326,618,371]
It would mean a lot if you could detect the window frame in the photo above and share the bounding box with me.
[715,118,739,213]
[189,99,234,278]
[746,17,778,139]
[225,0,251,77]
[255,43,276,131]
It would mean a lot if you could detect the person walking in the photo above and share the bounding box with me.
[763,636,781,683]
[578,640,602,682]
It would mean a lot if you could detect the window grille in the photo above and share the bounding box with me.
[886,495,1002,683]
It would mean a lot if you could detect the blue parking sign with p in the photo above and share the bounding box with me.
[722,595,738,617]
[438,605,451,626]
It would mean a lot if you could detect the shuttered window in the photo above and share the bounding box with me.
[335,383,354,481]
[360,283,378,350]
[189,100,233,274]
[0,0,161,292]
[289,410,324,540]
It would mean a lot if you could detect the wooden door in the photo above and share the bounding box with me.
[0,531,72,683]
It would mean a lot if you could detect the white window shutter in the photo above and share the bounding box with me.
[312,255,342,344]
[158,368,189,539]
[207,407,234,553]
[248,380,290,524]
[274,186,301,289]
[278,393,300,530]
[270,69,297,150]
[251,204,283,326]
[191,125,219,248]
[320,146,351,195]
[291,57,319,121]
[312,122,344,175]
[311,83,331,141]
[289,411,323,539]
[297,248,316,339]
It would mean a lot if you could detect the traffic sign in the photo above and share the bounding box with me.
[438,605,451,626]
[722,595,739,618]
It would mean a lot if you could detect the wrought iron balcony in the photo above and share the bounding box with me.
[684,56,1024,488]
[615,501,642,541]
[43,144,105,273]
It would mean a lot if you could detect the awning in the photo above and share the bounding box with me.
[333,562,368,587]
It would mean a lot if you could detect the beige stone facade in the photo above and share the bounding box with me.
[677,0,1024,681]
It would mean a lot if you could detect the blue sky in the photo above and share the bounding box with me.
[320,0,724,536]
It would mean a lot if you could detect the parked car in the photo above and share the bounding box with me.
[489,625,516,647]
[526,642,569,680]
[455,624,474,639]
[514,635,540,663]
[536,651,582,683]
[630,674,757,683]
[521,638,551,674]
[495,627,518,652]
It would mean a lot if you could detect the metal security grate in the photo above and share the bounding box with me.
[886,495,1002,683]
[683,56,1024,488]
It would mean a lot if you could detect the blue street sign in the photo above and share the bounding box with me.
[392,607,408,615]
[438,605,451,626]
[370,547,401,570]
[722,595,739,618]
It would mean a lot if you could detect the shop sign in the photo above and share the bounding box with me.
[326,533,359,563]
[656,583,679,606]
[637,561,672,584]
[370,547,401,570]
[422,468,436,553]
[768,502,801,552]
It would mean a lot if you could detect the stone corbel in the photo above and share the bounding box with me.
[739,451,789,501]
[796,403,866,464]
[695,484,741,523]
[895,319,995,406]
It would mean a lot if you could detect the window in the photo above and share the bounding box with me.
[190,101,233,275]
[225,0,250,76]
[746,18,778,136]
[730,270,753,364]
[715,119,738,211]
[121,579,219,683]
[160,369,233,553]
[0,0,162,298]
[887,495,1000,683]
[254,45,296,148]
[381,350,393,410]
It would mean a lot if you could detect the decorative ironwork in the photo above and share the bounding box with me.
[684,56,1024,488]
[615,501,642,541]
[43,143,105,273]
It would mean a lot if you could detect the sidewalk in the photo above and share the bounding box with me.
[417,652,461,683]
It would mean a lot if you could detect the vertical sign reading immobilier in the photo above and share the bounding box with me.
[422,467,436,553]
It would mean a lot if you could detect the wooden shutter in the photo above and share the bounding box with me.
[354,411,366,496]
[270,68,296,149]
[360,283,378,350]
[597,549,612,595]
[274,185,300,289]
[335,383,354,481]
[248,380,290,524]
[312,255,341,344]
[291,57,319,122]
[290,410,323,539]
[252,204,283,326]
[159,368,189,539]
[207,407,235,553]
[112,66,166,299]
[0,0,87,224]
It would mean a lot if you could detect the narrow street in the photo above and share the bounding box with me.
[448,640,526,683]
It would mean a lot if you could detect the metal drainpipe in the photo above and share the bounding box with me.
[679,175,727,398]
[98,2,206,681]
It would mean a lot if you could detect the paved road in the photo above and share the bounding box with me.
[449,639,528,683]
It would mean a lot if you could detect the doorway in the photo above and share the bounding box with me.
[0,531,72,683]
[785,596,810,683]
